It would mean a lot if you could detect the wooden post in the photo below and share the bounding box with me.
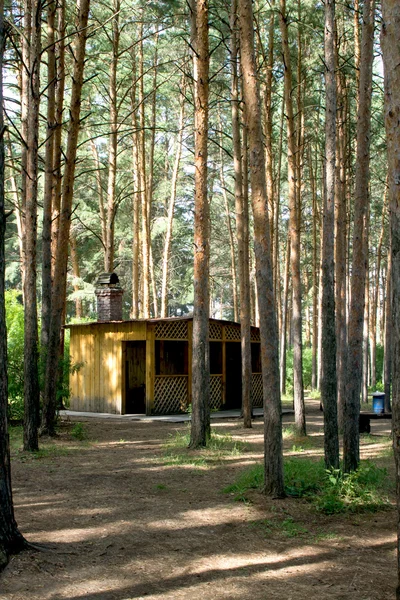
[121,341,127,414]
[222,324,226,405]
[146,324,155,415]
[188,320,193,409]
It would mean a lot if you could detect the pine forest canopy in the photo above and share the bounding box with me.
[3,0,388,333]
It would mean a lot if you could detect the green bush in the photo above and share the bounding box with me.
[71,422,88,440]
[224,458,391,514]
[5,290,24,419]
[285,346,313,394]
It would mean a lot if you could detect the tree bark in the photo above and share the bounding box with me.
[218,111,238,322]
[370,194,386,388]
[160,77,186,318]
[280,0,306,435]
[384,247,392,412]
[138,19,150,318]
[309,145,319,390]
[41,0,91,435]
[280,231,290,396]
[381,2,400,593]
[321,0,339,468]
[51,0,65,276]
[343,0,375,472]
[23,0,41,452]
[41,0,56,353]
[231,0,252,428]
[105,0,120,273]
[189,0,210,449]
[239,0,284,497]
[335,52,348,430]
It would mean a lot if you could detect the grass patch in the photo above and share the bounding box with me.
[9,423,89,461]
[224,457,392,514]
[161,426,248,468]
[249,517,308,539]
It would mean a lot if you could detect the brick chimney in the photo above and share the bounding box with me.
[95,272,124,321]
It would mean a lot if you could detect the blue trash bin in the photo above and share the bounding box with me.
[372,392,385,414]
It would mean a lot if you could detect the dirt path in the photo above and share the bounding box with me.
[0,400,396,600]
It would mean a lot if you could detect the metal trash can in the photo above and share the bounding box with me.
[372,391,385,414]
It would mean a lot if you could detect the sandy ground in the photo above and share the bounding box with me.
[0,400,396,600]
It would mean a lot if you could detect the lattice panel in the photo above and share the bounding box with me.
[209,322,222,341]
[153,375,188,414]
[251,373,263,407]
[224,324,241,341]
[250,328,261,342]
[209,375,222,410]
[155,320,188,340]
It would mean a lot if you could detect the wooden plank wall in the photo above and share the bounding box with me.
[69,322,147,413]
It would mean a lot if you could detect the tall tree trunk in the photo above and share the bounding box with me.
[41,0,91,435]
[130,51,140,318]
[309,146,319,390]
[239,0,284,497]
[384,247,392,412]
[343,0,375,472]
[218,113,238,322]
[189,0,210,449]
[70,230,82,319]
[280,231,290,395]
[381,3,400,593]
[138,19,150,318]
[280,0,306,435]
[23,0,41,452]
[148,31,159,317]
[335,56,348,430]
[89,137,107,260]
[362,260,370,402]
[105,0,120,273]
[231,0,252,428]
[41,0,56,353]
[160,78,186,318]
[263,0,275,254]
[370,193,386,388]
[0,0,26,564]
[321,0,339,468]
[51,0,65,274]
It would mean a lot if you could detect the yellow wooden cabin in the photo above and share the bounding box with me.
[67,317,263,416]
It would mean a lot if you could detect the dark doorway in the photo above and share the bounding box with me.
[124,341,146,413]
[225,343,242,410]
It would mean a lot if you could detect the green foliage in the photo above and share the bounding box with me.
[224,458,391,514]
[317,463,390,515]
[5,290,24,419]
[285,346,313,394]
[71,422,88,441]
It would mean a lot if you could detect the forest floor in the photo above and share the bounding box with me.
[0,398,396,600]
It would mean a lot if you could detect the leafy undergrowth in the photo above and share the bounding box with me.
[160,426,248,467]
[224,457,393,514]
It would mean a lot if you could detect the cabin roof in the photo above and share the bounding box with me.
[64,317,259,330]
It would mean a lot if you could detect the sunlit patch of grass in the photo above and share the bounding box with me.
[159,426,248,468]
[360,434,392,445]
[249,517,308,538]
[224,457,393,514]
